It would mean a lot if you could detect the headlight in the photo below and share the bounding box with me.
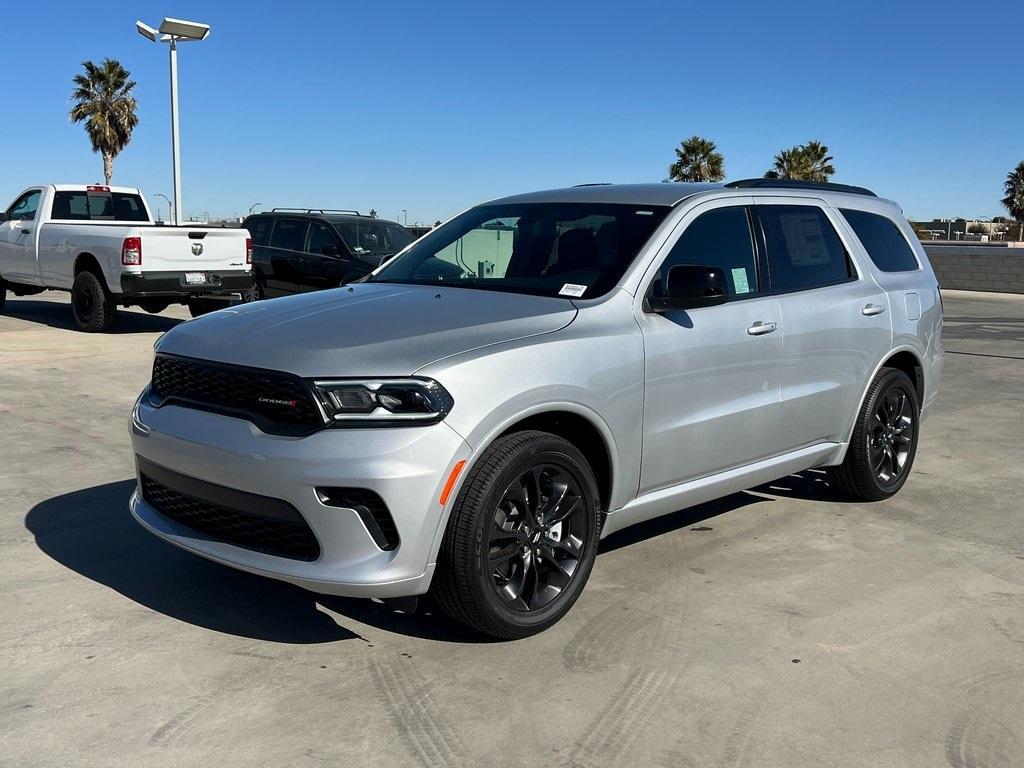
[311,378,454,424]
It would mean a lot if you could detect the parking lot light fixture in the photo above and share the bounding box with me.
[136,17,211,226]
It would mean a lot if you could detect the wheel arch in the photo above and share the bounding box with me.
[426,403,620,570]
[840,346,925,450]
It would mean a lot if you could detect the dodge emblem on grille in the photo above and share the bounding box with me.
[258,396,298,407]
[191,242,204,256]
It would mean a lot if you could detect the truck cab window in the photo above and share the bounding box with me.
[7,190,41,221]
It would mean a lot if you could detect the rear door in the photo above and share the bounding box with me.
[263,218,308,295]
[754,199,892,449]
[0,189,43,283]
[636,198,785,493]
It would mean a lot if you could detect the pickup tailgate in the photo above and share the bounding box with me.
[139,228,249,273]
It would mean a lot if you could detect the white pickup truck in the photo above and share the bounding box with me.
[0,184,253,331]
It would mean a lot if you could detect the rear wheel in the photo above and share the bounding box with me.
[433,430,601,639]
[187,298,221,318]
[0,278,6,312]
[71,271,116,332]
[827,368,920,501]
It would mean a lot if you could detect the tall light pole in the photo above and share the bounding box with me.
[136,17,210,226]
[248,202,262,215]
[154,193,173,222]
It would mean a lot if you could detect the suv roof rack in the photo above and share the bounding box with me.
[724,178,877,197]
[270,207,363,215]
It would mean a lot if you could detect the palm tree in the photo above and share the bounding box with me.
[70,59,139,185]
[1002,161,1024,241]
[766,140,835,182]
[668,136,725,182]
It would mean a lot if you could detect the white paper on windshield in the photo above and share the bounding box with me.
[779,213,830,266]
[559,283,588,297]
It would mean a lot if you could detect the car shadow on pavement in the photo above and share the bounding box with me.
[3,298,183,334]
[25,480,361,644]
[25,474,827,644]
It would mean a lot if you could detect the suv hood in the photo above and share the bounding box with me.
[156,283,578,377]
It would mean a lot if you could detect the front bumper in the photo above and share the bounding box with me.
[129,396,471,597]
[120,270,253,298]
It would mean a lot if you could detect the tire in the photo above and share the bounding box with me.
[187,298,220,318]
[433,430,602,639]
[71,270,117,332]
[827,367,920,501]
[137,299,170,314]
[0,278,6,312]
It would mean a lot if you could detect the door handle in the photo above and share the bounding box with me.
[747,320,778,336]
[861,303,885,316]
[21,228,30,235]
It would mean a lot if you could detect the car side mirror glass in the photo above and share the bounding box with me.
[651,264,729,312]
[321,243,339,257]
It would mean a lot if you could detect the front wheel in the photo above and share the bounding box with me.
[433,430,601,639]
[827,367,920,501]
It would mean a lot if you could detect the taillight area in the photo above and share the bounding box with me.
[245,237,253,265]
[121,236,142,266]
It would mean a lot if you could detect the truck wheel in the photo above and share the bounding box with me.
[433,430,602,639]
[71,271,117,332]
[826,368,920,501]
[0,278,6,312]
[187,299,220,318]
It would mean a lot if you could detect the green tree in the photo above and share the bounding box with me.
[69,59,139,185]
[1002,161,1024,239]
[667,136,725,182]
[766,140,835,182]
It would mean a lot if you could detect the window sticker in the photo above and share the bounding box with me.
[559,283,588,297]
[731,267,751,294]
[779,213,831,266]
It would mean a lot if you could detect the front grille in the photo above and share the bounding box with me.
[150,354,322,433]
[138,458,320,561]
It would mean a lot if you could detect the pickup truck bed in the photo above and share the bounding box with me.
[0,184,253,331]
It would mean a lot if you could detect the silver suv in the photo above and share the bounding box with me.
[129,180,943,638]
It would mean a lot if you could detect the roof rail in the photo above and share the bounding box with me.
[724,178,877,197]
[270,207,363,215]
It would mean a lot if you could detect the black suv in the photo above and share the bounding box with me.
[243,209,414,298]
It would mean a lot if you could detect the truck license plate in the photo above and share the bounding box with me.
[185,272,206,285]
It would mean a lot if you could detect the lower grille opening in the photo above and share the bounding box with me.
[138,458,320,561]
[317,488,399,551]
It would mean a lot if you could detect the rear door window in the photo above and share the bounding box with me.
[654,206,759,298]
[759,205,854,292]
[839,209,919,272]
[269,218,308,251]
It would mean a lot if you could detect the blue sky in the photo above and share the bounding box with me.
[2,0,1021,223]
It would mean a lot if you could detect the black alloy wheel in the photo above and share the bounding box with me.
[827,367,920,501]
[434,430,601,639]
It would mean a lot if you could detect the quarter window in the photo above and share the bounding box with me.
[839,208,919,272]
[654,206,758,298]
[269,219,308,251]
[759,205,853,292]
[246,217,272,246]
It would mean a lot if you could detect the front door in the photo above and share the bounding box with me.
[1,189,43,283]
[636,200,784,495]
[754,200,892,450]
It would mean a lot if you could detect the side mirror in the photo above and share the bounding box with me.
[321,243,339,257]
[0,212,7,222]
[650,264,729,312]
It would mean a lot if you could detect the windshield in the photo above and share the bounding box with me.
[335,220,414,256]
[372,202,670,299]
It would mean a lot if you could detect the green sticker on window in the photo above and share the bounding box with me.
[731,267,751,294]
